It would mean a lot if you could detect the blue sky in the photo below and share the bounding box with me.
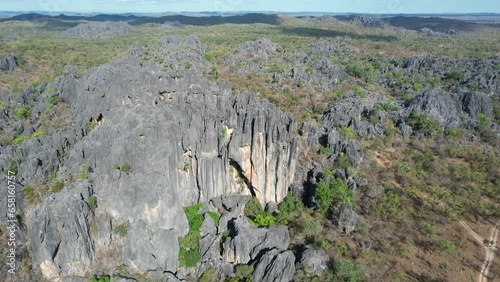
[1,0,499,14]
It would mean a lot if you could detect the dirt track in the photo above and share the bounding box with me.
[459,221,499,282]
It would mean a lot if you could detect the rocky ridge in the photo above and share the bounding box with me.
[0,35,300,281]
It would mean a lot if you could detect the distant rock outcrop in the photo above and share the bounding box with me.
[59,21,134,39]
[348,15,387,28]
[0,53,21,71]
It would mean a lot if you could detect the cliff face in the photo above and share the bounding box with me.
[0,36,299,280]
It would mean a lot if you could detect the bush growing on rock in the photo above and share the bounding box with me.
[315,178,353,213]
[179,204,204,267]
[226,264,254,282]
[31,131,47,138]
[11,135,29,146]
[200,268,218,282]
[16,108,31,119]
[87,195,97,209]
[244,197,264,219]
[250,213,276,227]
[48,181,64,193]
[114,223,129,237]
[91,275,110,282]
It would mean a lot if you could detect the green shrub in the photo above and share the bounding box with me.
[48,181,64,193]
[200,268,218,282]
[398,162,411,173]
[84,121,97,134]
[266,64,283,73]
[31,131,47,138]
[370,189,403,221]
[183,162,190,172]
[334,259,366,282]
[333,153,352,170]
[412,82,422,91]
[276,45,284,52]
[44,95,59,116]
[209,66,219,76]
[179,204,204,267]
[87,195,97,209]
[47,171,56,181]
[353,86,366,97]
[250,213,275,227]
[226,265,254,282]
[185,62,193,69]
[221,126,228,138]
[332,239,349,256]
[305,67,313,74]
[78,163,90,179]
[204,53,213,62]
[319,146,331,155]
[4,161,18,176]
[407,110,441,135]
[332,89,346,99]
[113,163,131,174]
[120,163,131,173]
[444,71,464,80]
[305,109,313,120]
[184,204,204,231]
[207,211,220,226]
[21,185,41,205]
[434,240,455,253]
[91,275,110,282]
[315,178,352,212]
[278,192,305,215]
[339,127,354,138]
[244,197,264,219]
[346,62,364,78]
[447,128,460,138]
[16,108,31,119]
[114,223,129,237]
[11,136,29,146]
[477,113,489,129]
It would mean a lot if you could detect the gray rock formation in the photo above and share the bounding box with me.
[404,88,462,130]
[59,21,135,39]
[122,220,179,272]
[461,90,493,119]
[253,249,295,282]
[0,35,300,280]
[28,180,94,280]
[349,15,387,28]
[296,246,329,275]
[0,53,21,71]
[380,56,500,94]
[337,203,357,234]
[222,217,290,264]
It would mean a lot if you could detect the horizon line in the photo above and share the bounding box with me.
[1,10,499,15]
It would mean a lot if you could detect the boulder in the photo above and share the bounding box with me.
[0,53,20,71]
[296,246,329,275]
[461,90,493,119]
[253,249,296,282]
[223,218,290,264]
[337,203,357,234]
[404,88,462,130]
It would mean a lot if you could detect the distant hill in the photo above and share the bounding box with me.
[0,12,283,26]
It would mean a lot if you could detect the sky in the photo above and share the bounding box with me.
[1,0,499,14]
